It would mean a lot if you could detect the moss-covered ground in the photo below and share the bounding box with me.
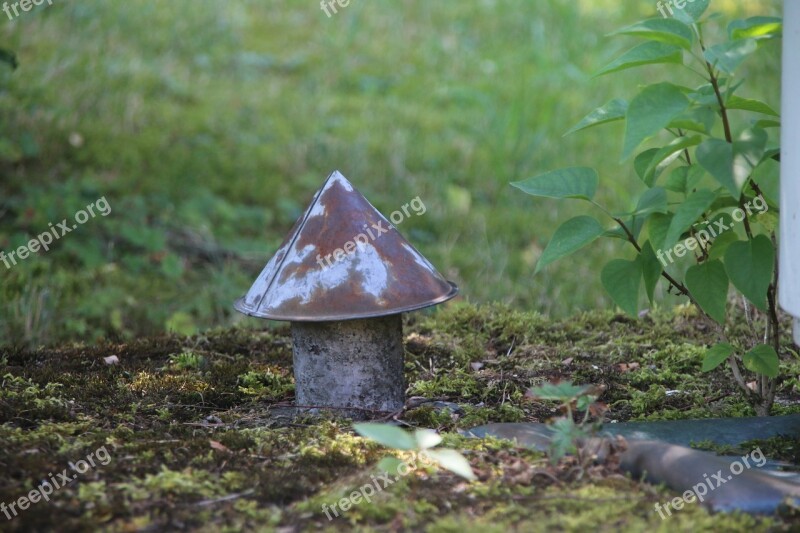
[1,303,799,531]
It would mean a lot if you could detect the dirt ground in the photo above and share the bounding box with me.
[1,303,798,531]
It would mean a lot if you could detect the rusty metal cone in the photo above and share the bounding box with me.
[234,170,458,322]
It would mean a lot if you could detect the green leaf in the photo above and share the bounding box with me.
[703,39,758,75]
[755,119,781,129]
[564,99,627,136]
[529,381,592,401]
[631,215,647,240]
[594,42,682,77]
[763,149,780,166]
[698,129,767,201]
[696,139,738,199]
[707,230,738,260]
[549,417,587,462]
[535,216,605,273]
[754,209,779,234]
[643,135,702,184]
[414,429,443,449]
[611,18,694,50]
[726,96,779,117]
[663,167,687,194]
[622,83,690,160]
[633,187,668,217]
[729,17,782,40]
[353,423,417,450]
[663,189,716,251]
[762,147,780,164]
[639,241,662,305]
[733,127,768,192]
[511,167,598,200]
[664,165,704,194]
[686,260,729,323]
[422,449,476,481]
[751,158,780,207]
[701,210,735,237]
[672,0,710,24]
[634,148,660,183]
[601,259,642,316]
[723,234,774,311]
[702,343,734,371]
[669,106,716,134]
[742,344,779,378]
[688,83,721,106]
[647,212,673,251]
[576,395,597,411]
[377,456,405,476]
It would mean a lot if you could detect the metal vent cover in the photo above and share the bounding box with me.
[234,171,458,321]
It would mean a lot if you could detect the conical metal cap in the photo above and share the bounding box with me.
[234,171,458,321]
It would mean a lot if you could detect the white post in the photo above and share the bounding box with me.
[780,1,800,343]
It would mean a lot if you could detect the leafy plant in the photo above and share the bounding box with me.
[512,3,783,415]
[527,381,606,464]
[353,423,476,481]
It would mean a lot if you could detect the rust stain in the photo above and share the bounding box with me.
[234,171,457,321]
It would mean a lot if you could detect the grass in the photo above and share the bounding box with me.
[0,0,783,345]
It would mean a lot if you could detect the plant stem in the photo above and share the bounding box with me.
[611,214,763,404]
[592,200,700,306]
[677,128,693,166]
[611,216,700,307]
[706,65,733,143]
[769,233,780,351]
[698,33,780,413]
[727,354,750,390]
[699,35,755,240]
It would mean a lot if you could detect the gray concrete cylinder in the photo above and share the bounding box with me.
[290,314,405,412]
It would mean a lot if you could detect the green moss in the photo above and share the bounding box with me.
[408,371,484,400]
[0,373,72,424]
[169,351,207,370]
[426,482,776,532]
[459,404,526,427]
[1,302,798,530]
[403,405,460,428]
[236,367,295,400]
[744,435,800,465]
[691,435,800,466]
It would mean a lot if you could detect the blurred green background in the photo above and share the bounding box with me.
[0,0,782,347]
